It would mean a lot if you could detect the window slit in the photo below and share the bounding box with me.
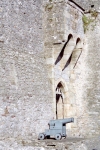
[73,49,82,69]
[62,52,73,71]
[55,34,73,65]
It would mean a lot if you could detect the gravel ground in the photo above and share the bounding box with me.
[0,137,99,150]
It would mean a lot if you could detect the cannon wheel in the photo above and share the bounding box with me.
[38,133,45,140]
[55,133,62,140]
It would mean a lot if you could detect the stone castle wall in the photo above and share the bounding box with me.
[0,0,100,142]
[81,14,100,137]
[73,12,100,137]
[0,0,53,140]
[43,0,100,138]
[43,0,85,137]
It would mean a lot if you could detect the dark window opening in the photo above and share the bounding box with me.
[91,5,94,8]
[47,144,56,147]
[76,37,80,45]
[56,94,61,103]
[56,82,64,119]
[57,82,63,88]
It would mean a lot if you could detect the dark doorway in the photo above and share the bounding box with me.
[56,82,64,119]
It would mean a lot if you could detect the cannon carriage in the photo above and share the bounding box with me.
[38,118,74,140]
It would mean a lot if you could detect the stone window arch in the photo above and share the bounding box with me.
[71,37,83,69]
[56,82,65,119]
[62,37,83,70]
[76,37,82,48]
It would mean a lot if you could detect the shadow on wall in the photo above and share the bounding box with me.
[55,35,83,71]
[55,34,73,65]
[63,37,82,70]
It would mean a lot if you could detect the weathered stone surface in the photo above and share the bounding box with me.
[72,0,100,11]
[0,0,100,149]
[0,0,53,140]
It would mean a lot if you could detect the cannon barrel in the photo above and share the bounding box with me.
[49,118,74,126]
[58,118,74,124]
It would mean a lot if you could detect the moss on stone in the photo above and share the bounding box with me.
[82,11,98,33]
[82,15,93,32]
[91,11,98,18]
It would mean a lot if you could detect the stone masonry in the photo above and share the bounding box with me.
[43,0,84,137]
[0,0,53,140]
[0,0,100,149]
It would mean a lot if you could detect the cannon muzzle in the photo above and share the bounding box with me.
[59,118,74,124]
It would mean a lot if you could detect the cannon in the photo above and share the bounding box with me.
[38,118,74,140]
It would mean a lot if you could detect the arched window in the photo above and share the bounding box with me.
[71,37,83,69]
[56,82,65,119]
